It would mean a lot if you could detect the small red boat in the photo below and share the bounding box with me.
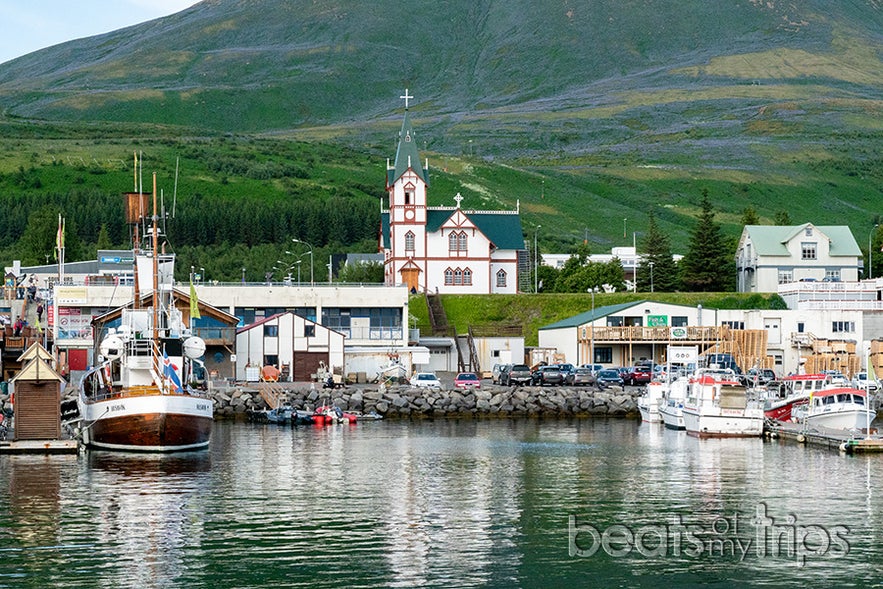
[313,405,358,425]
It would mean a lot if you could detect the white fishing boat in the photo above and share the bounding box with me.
[763,373,832,423]
[638,380,666,423]
[795,387,874,432]
[659,375,690,430]
[682,368,763,438]
[74,175,212,452]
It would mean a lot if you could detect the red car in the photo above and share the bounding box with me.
[624,366,652,386]
[454,372,481,389]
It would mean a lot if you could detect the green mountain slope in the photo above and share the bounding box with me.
[0,0,880,257]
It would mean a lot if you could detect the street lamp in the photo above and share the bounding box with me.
[649,261,654,293]
[534,225,542,293]
[870,224,879,280]
[241,267,246,284]
[292,238,314,286]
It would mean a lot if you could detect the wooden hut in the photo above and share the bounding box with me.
[10,343,65,441]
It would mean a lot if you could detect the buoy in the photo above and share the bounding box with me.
[796,434,806,444]
[839,442,848,453]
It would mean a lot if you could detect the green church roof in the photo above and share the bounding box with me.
[390,109,427,185]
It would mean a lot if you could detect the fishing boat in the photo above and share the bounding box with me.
[682,368,764,438]
[794,387,874,432]
[638,380,666,423]
[659,375,690,430]
[75,175,212,452]
[763,373,832,422]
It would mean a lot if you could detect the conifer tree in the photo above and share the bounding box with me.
[636,210,680,292]
[741,206,760,226]
[679,189,735,292]
[773,210,792,225]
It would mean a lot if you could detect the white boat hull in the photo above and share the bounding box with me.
[806,408,874,432]
[659,403,685,430]
[683,406,764,438]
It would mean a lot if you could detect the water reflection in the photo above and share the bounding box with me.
[3,419,883,587]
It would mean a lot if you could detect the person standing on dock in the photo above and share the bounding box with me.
[36,304,44,322]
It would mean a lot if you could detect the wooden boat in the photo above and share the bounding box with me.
[75,175,212,452]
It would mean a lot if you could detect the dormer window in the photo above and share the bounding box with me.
[801,242,817,260]
[405,190,413,205]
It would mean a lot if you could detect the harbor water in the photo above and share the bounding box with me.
[1,418,882,588]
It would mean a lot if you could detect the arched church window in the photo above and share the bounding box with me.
[496,269,507,287]
[448,232,459,252]
[458,232,468,252]
[405,231,415,252]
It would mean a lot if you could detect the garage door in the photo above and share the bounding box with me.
[293,352,328,381]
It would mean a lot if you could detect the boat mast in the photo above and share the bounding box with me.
[132,152,142,310]
[152,173,159,343]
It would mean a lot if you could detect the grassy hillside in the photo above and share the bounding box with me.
[0,0,880,259]
[409,292,787,347]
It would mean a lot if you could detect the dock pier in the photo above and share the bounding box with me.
[764,420,883,454]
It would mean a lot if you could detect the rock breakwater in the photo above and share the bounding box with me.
[207,384,641,419]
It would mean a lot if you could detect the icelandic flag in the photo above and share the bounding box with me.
[162,350,183,392]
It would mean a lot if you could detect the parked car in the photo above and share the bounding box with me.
[581,364,604,375]
[454,372,481,389]
[556,363,576,381]
[565,367,596,386]
[492,363,513,384]
[623,365,652,387]
[503,364,533,386]
[740,368,776,387]
[532,365,564,386]
[595,369,624,388]
[409,372,442,388]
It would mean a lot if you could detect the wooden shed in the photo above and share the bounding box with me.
[10,344,65,441]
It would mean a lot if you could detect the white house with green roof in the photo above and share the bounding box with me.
[379,91,525,294]
[736,224,862,292]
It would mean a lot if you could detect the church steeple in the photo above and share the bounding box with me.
[392,89,427,185]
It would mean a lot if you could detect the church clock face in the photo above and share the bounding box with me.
[405,209,415,220]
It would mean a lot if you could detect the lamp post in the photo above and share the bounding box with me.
[534,225,542,293]
[199,267,205,284]
[649,261,654,293]
[870,224,879,280]
[241,267,246,284]
[292,238,314,286]
[296,260,302,285]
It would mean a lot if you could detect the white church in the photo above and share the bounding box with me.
[380,91,525,294]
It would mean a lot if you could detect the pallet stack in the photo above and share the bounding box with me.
[803,338,860,377]
[870,340,883,379]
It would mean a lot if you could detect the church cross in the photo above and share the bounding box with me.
[400,88,414,109]
[454,193,463,208]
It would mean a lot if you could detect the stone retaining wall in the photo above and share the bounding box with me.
[208,384,642,419]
